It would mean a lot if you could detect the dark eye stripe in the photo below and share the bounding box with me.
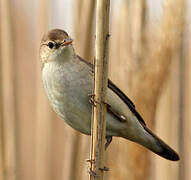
[55,43,60,49]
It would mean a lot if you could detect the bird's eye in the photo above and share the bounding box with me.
[48,42,54,49]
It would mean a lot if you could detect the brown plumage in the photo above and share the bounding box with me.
[41,29,69,43]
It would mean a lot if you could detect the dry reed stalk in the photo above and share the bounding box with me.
[0,36,5,180]
[75,0,83,19]
[108,0,185,179]
[126,0,185,179]
[0,0,16,180]
[120,1,150,179]
[154,81,174,180]
[90,1,110,180]
[131,0,185,125]
[169,56,181,180]
[154,59,179,180]
[60,128,81,180]
[71,1,96,179]
[176,2,188,177]
[107,1,149,180]
[106,2,132,179]
[0,127,4,180]
[74,0,95,61]
[129,0,146,65]
[182,36,191,180]
[0,20,5,180]
[35,1,55,180]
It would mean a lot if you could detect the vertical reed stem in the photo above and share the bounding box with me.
[90,0,110,180]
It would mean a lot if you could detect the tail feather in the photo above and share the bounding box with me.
[142,126,180,161]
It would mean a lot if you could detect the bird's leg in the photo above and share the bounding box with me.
[86,159,95,163]
[99,167,110,171]
[87,159,97,177]
[89,93,110,107]
[88,168,97,177]
[88,94,107,107]
[87,146,110,176]
[105,136,112,150]
[100,137,111,172]
[88,94,98,107]
[88,167,109,176]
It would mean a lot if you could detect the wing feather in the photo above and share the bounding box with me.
[77,55,146,126]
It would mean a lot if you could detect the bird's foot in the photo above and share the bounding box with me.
[87,159,97,176]
[88,168,97,177]
[88,94,98,107]
[105,136,112,150]
[86,159,95,163]
[99,166,110,171]
[106,33,111,40]
[88,166,109,177]
[88,94,107,107]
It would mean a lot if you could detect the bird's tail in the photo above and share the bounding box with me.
[134,126,180,161]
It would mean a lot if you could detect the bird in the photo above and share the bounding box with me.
[39,29,179,161]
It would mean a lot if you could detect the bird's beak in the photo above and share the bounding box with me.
[61,38,73,46]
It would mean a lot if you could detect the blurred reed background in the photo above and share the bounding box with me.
[0,0,190,179]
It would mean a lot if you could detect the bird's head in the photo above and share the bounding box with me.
[40,29,73,65]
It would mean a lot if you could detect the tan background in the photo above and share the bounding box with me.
[0,0,190,180]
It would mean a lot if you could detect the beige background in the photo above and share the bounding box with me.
[0,0,190,180]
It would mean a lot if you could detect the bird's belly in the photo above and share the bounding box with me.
[54,93,92,135]
[42,61,129,137]
[46,89,93,134]
[42,65,92,134]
